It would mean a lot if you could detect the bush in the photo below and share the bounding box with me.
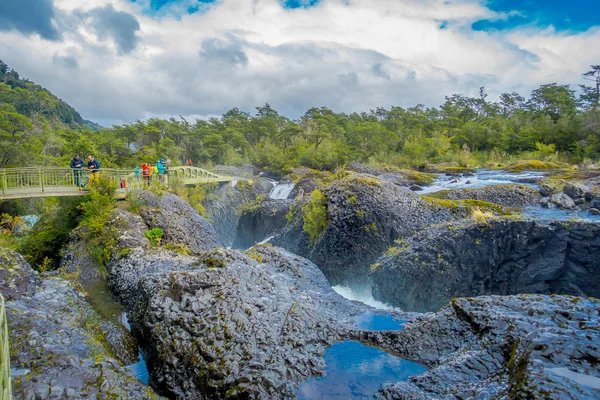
[145,227,164,247]
[302,189,329,244]
[471,207,494,224]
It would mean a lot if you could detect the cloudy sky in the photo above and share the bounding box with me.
[0,0,599,126]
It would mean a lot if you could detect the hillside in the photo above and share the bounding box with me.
[0,60,85,127]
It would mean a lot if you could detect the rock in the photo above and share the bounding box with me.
[563,182,588,199]
[575,198,586,205]
[550,192,576,209]
[585,192,595,202]
[371,220,600,312]
[203,179,273,246]
[539,183,555,197]
[232,199,292,249]
[258,171,281,181]
[0,248,40,300]
[449,179,458,183]
[409,185,422,191]
[2,248,163,399]
[465,180,471,184]
[436,184,540,208]
[590,208,600,215]
[463,172,474,177]
[272,174,453,286]
[356,295,600,400]
[136,191,224,251]
[540,196,550,206]
[591,197,600,209]
[111,245,369,398]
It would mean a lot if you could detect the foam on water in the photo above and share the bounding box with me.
[296,340,426,400]
[332,285,395,311]
[419,169,546,194]
[269,182,295,199]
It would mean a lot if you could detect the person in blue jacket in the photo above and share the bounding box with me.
[70,154,85,189]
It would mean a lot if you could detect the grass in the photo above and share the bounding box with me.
[471,207,494,224]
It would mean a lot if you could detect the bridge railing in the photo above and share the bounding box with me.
[0,167,233,197]
[0,293,10,399]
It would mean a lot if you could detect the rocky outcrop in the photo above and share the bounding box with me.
[136,191,224,251]
[232,199,292,249]
[433,184,540,207]
[541,192,577,209]
[103,220,370,399]
[203,179,273,246]
[354,295,600,399]
[1,248,162,399]
[273,175,453,286]
[371,220,600,312]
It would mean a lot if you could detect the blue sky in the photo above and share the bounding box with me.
[474,0,599,32]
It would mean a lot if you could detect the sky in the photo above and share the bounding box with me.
[0,0,599,126]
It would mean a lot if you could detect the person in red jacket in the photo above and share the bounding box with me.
[142,163,151,186]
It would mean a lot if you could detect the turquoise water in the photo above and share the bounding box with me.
[127,352,150,385]
[355,312,404,331]
[297,340,426,399]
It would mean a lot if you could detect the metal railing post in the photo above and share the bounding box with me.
[1,170,5,195]
[0,294,11,400]
[39,169,45,192]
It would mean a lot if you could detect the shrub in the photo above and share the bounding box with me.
[145,227,164,247]
[302,189,329,244]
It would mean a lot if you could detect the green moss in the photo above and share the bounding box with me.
[398,169,437,185]
[302,189,329,244]
[347,195,357,205]
[163,242,193,255]
[244,247,264,263]
[421,196,517,217]
[345,175,382,187]
[505,160,564,172]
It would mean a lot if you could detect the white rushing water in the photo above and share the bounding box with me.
[269,183,295,199]
[332,285,396,311]
[419,169,546,194]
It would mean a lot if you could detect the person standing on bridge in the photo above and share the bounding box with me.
[87,155,100,188]
[70,154,85,189]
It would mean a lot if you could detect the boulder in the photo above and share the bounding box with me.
[409,185,423,191]
[539,183,554,197]
[371,220,600,312]
[272,174,453,286]
[136,191,224,251]
[353,295,600,399]
[590,208,600,216]
[2,248,163,399]
[550,192,576,209]
[563,182,588,199]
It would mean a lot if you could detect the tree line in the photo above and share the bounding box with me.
[1,60,599,173]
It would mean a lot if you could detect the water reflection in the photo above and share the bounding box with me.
[355,312,404,331]
[297,341,426,400]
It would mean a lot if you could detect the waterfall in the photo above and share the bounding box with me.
[269,183,295,200]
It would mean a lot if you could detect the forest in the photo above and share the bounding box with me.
[1,60,599,174]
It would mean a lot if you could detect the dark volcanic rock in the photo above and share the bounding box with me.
[2,248,162,399]
[434,184,540,207]
[371,220,600,312]
[137,191,224,251]
[232,199,292,249]
[109,243,368,399]
[203,179,273,246]
[273,174,453,286]
[352,295,600,399]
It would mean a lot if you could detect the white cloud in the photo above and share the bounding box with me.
[0,0,598,126]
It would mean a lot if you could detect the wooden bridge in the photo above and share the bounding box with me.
[0,167,234,200]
